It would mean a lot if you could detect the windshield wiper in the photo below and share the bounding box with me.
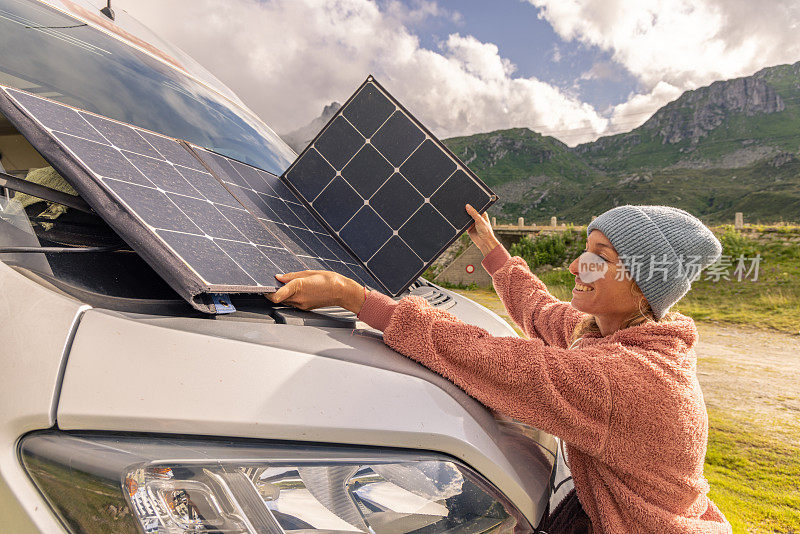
[0,171,93,214]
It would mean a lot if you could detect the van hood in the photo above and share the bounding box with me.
[54,286,556,525]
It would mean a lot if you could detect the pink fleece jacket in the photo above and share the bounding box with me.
[357,244,731,534]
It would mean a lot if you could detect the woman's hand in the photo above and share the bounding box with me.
[264,270,366,313]
[466,204,501,257]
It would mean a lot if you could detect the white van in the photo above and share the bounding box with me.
[0,1,570,532]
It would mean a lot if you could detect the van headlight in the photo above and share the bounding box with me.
[20,432,531,534]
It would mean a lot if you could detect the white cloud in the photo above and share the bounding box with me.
[111,0,608,145]
[527,0,800,134]
[607,81,682,134]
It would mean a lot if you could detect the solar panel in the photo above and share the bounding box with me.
[283,77,496,295]
[1,77,492,309]
[0,87,380,312]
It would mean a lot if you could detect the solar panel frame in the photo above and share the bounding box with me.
[282,76,497,295]
[0,86,348,312]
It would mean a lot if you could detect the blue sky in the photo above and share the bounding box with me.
[397,0,641,113]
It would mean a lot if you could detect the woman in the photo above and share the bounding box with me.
[266,204,732,533]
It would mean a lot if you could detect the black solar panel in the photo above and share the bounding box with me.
[283,77,496,295]
[0,87,379,312]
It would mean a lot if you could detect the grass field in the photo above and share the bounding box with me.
[704,412,800,533]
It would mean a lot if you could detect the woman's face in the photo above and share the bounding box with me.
[567,230,641,317]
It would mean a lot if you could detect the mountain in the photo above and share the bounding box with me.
[279,63,800,224]
[444,61,800,224]
[442,128,600,217]
[281,102,342,153]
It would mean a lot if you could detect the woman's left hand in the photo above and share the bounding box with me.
[265,271,366,313]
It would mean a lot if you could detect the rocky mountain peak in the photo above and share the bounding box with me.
[280,101,342,153]
[644,76,785,145]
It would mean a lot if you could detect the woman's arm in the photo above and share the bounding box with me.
[483,245,588,348]
[465,204,586,347]
[359,291,612,457]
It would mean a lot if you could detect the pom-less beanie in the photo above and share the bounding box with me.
[586,205,722,319]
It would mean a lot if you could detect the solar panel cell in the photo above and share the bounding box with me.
[398,203,456,262]
[166,193,247,241]
[52,132,153,187]
[342,83,395,137]
[312,177,362,231]
[138,131,207,171]
[201,151,250,188]
[215,205,285,248]
[100,178,202,235]
[214,239,281,286]
[340,144,393,198]
[174,166,241,207]
[262,245,311,274]
[368,172,424,230]
[155,229,255,286]
[251,167,298,201]
[367,236,423,295]
[430,169,491,229]
[283,148,335,202]
[314,116,363,170]
[369,111,425,167]
[399,139,457,197]
[124,151,201,197]
[8,89,106,143]
[339,206,393,262]
[228,159,269,191]
[80,112,162,159]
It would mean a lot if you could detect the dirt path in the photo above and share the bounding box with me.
[453,289,800,445]
[695,322,800,445]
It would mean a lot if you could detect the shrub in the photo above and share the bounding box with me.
[717,228,760,258]
[510,230,585,269]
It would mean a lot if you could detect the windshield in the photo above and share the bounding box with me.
[0,0,295,174]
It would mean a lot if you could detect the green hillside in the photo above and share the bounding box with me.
[445,61,800,225]
[443,128,597,187]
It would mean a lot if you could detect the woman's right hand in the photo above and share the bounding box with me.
[466,204,501,257]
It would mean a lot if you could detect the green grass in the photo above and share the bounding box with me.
[705,412,800,533]
[673,231,800,333]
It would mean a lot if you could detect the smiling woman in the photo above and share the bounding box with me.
[267,203,730,533]
[566,228,683,345]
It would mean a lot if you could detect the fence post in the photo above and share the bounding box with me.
[550,216,557,227]
[517,217,525,227]
[491,217,496,228]
[734,212,743,230]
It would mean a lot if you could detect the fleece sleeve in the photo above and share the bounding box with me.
[375,294,612,458]
[482,245,587,348]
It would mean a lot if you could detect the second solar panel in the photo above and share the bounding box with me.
[283,77,495,295]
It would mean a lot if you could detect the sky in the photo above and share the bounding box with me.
[106,0,800,146]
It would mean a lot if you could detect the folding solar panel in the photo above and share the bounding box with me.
[0,86,378,313]
[283,76,496,295]
[0,76,493,311]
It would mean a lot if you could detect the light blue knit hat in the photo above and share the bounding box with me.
[586,205,722,319]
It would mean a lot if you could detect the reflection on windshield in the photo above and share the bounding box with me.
[0,0,295,174]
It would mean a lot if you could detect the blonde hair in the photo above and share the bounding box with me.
[569,279,682,344]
